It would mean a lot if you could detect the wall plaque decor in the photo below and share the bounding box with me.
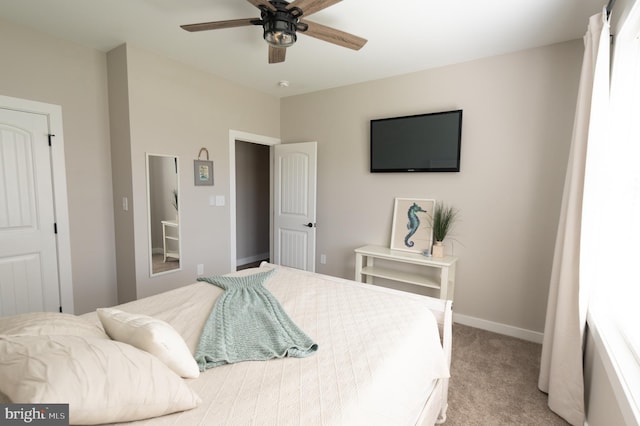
[194,147,213,186]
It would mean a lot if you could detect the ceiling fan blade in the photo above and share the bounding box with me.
[181,18,257,32]
[247,0,276,12]
[287,0,341,16]
[269,46,287,64]
[300,19,367,50]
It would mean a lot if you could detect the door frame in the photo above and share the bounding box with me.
[228,130,280,272]
[0,95,74,313]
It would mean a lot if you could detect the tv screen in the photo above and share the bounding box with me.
[370,109,463,172]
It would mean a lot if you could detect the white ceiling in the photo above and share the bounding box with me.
[0,0,605,98]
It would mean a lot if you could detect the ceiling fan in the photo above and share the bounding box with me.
[180,0,367,64]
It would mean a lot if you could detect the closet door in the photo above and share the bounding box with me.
[0,107,60,316]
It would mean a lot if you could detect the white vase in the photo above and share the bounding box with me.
[432,241,445,258]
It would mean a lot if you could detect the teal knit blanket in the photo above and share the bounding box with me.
[194,269,318,371]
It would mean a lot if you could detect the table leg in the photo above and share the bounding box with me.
[440,266,449,300]
[355,253,363,282]
[366,256,374,284]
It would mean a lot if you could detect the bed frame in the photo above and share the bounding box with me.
[416,297,453,425]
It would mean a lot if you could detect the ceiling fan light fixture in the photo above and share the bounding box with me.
[263,18,297,47]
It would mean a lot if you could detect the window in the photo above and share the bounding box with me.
[588,3,640,423]
[607,1,640,360]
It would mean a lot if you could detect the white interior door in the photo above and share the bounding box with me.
[0,108,60,316]
[273,142,317,272]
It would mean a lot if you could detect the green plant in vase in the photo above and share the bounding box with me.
[432,202,458,258]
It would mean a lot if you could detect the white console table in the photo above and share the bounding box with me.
[161,220,180,262]
[354,245,458,300]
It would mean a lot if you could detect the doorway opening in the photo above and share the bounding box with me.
[228,130,280,272]
[235,140,270,270]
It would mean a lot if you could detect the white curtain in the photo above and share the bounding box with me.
[538,9,610,426]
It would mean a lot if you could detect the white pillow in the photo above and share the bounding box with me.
[97,307,199,378]
[0,311,107,339]
[0,335,200,425]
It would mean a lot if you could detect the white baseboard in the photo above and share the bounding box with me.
[237,252,270,267]
[453,313,544,344]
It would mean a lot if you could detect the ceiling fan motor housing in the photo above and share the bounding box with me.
[261,0,307,47]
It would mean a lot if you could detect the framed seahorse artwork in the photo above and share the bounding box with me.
[390,198,436,254]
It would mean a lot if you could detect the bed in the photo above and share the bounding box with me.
[0,263,452,425]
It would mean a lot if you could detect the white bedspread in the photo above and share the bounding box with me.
[86,264,449,425]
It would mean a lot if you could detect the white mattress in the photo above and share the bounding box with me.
[83,263,450,425]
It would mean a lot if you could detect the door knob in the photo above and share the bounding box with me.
[303,222,315,228]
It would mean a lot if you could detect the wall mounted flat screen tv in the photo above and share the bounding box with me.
[370,109,463,172]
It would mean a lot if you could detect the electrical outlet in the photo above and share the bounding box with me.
[320,254,326,264]
[197,264,204,276]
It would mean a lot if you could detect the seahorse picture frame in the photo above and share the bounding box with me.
[390,198,436,254]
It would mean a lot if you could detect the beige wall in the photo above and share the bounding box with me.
[0,18,117,314]
[107,44,137,304]
[0,15,582,334]
[0,20,280,312]
[120,45,280,299]
[281,40,583,333]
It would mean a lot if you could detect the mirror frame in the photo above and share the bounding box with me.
[146,153,182,277]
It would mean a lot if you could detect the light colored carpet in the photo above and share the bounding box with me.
[151,254,179,274]
[445,324,569,425]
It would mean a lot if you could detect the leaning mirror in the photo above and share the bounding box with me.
[146,153,181,276]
